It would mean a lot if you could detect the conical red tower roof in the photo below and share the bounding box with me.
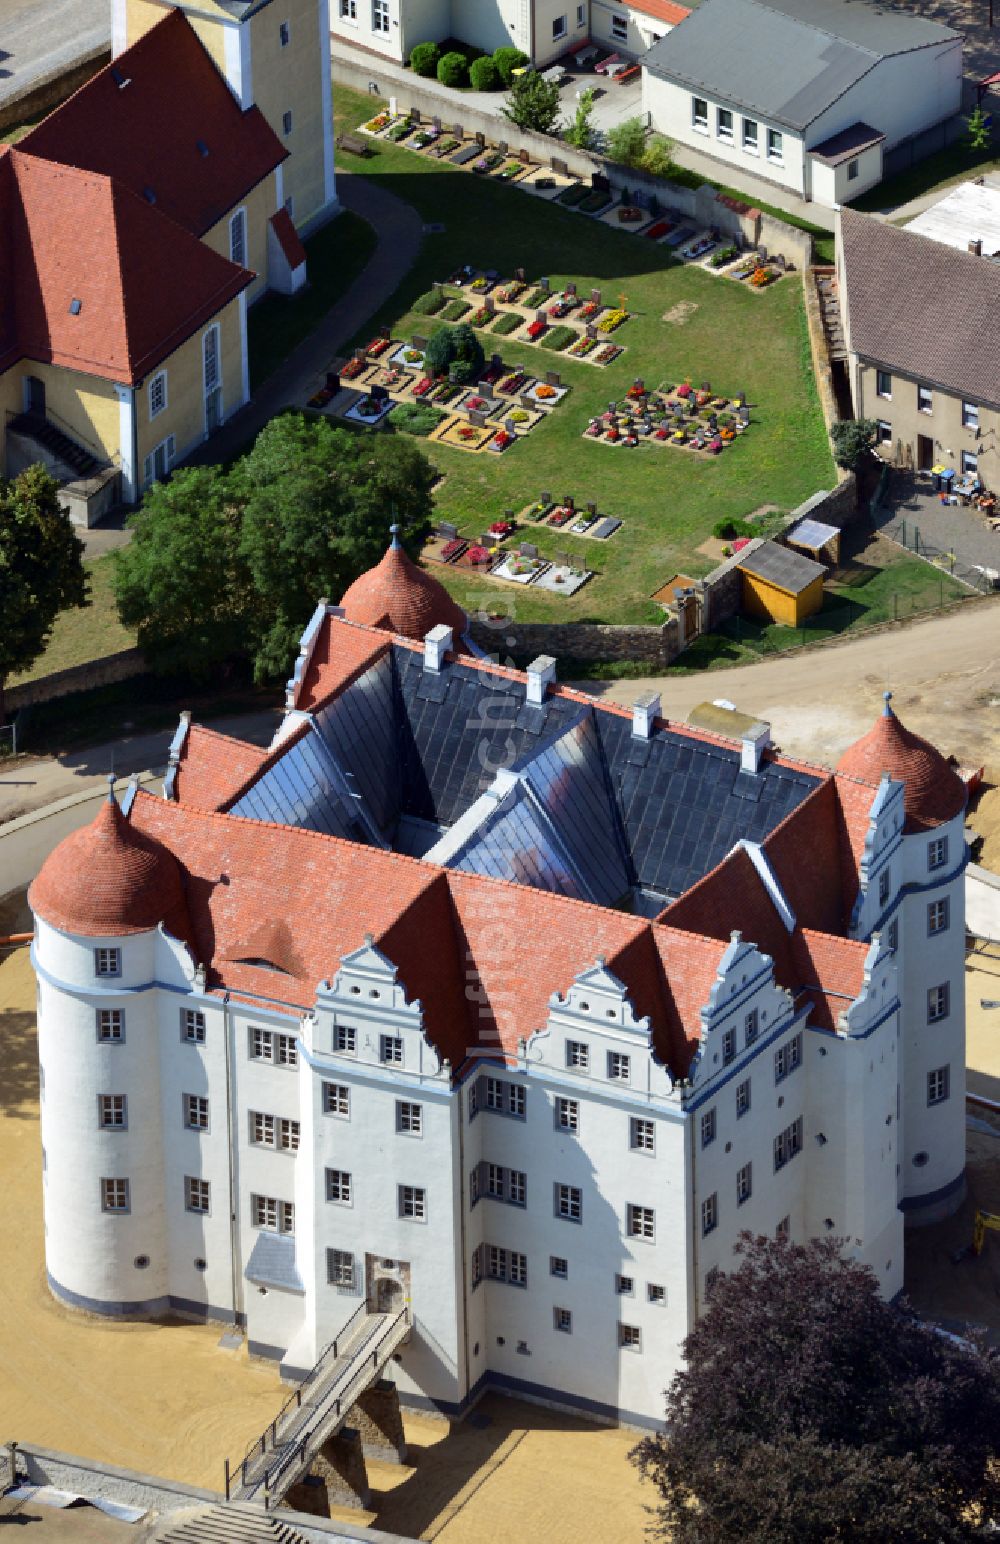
[29,783,190,938]
[836,695,966,833]
[339,529,467,641]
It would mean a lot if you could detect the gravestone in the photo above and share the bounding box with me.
[740,405,750,424]
[590,287,602,305]
[409,108,420,123]
[372,385,388,403]
[535,310,546,323]
[758,247,767,262]
[504,509,515,520]
[432,115,442,132]
[481,382,495,399]
[592,173,609,194]
[540,490,552,503]
[564,495,575,512]
[504,418,518,435]
[485,296,496,314]
[587,501,597,516]
[452,123,463,138]
[586,323,598,339]
[515,266,527,281]
[539,276,551,292]
[520,542,538,558]
[326,370,340,393]
[379,325,390,339]
[633,377,644,393]
[497,141,508,155]
[566,282,577,297]
[738,391,746,406]
[545,371,561,387]
[468,409,487,427]
[439,521,459,539]
[412,334,428,350]
[520,393,535,411]
[352,350,366,365]
[551,157,569,176]
[475,131,486,147]
[491,353,503,367]
[519,149,531,165]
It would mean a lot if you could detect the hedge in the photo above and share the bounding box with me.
[437,51,469,88]
[539,325,577,351]
[491,311,523,335]
[440,298,472,321]
[493,46,529,86]
[413,289,446,315]
[469,55,501,91]
[410,42,440,78]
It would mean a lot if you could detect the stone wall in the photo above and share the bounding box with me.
[7,648,146,715]
[469,614,680,668]
[0,48,109,133]
[783,479,858,533]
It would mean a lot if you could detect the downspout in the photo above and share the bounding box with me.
[129,385,138,507]
[222,990,243,1329]
[457,1074,472,1408]
[685,1090,699,1333]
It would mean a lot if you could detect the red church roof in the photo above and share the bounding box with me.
[0,148,252,384]
[29,788,190,940]
[20,10,287,238]
[339,533,468,642]
[836,697,966,833]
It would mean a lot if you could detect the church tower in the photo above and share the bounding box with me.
[111,0,336,234]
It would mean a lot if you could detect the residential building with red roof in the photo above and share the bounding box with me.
[1,0,336,520]
[28,597,969,1435]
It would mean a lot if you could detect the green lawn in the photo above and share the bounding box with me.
[334,87,835,624]
[849,138,1000,215]
[10,554,134,688]
[247,209,378,387]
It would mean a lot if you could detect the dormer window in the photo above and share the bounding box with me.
[196,139,209,158]
[111,67,131,89]
[143,186,156,205]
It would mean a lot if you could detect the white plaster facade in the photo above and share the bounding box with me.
[32,776,967,1425]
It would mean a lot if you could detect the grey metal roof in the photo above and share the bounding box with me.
[737,540,826,593]
[245,1232,304,1294]
[786,516,840,550]
[643,0,957,131]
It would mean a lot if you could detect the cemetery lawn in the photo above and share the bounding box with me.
[334,87,835,624]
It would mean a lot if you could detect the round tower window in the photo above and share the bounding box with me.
[134,1254,150,1270]
[194,1257,207,1271]
[913,1151,929,1168]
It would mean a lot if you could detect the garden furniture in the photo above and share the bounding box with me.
[542,65,565,85]
[594,52,620,73]
[575,43,599,66]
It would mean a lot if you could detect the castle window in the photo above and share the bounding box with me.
[550,1256,568,1278]
[928,836,948,871]
[334,1024,357,1054]
[185,1177,210,1214]
[701,1107,716,1147]
[250,1027,298,1066]
[181,1008,205,1043]
[566,1039,589,1070]
[326,1168,353,1205]
[630,1117,654,1153]
[340,0,357,17]
[556,1096,579,1132]
[928,898,949,936]
[619,1323,641,1351]
[879,868,891,907]
[252,1194,294,1233]
[328,1249,354,1289]
[184,1094,209,1131]
[744,1008,758,1046]
[397,1100,422,1135]
[774,1033,802,1083]
[648,1283,666,1305]
[701,1193,718,1235]
[773,1117,803,1172]
[616,1273,634,1294]
[627,1203,655,1241]
[279,20,290,46]
[99,1094,126,1130]
[399,1185,426,1221]
[95,948,121,978]
[737,1162,752,1206]
[736,1078,751,1119]
[927,983,950,1023]
[69,298,82,316]
[555,1183,582,1222]
[323,1081,350,1117]
[722,1028,735,1065]
[380,1034,403,1065]
[101,1177,130,1213]
[927,1066,950,1105]
[149,371,167,419]
[97,1009,124,1042]
[607,1050,630,1082]
[554,1306,572,1333]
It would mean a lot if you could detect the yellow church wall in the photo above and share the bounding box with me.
[249,0,330,229]
[135,293,245,476]
[17,366,122,465]
[125,0,230,71]
[203,172,279,305]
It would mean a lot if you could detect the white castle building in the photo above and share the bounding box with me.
[29,544,969,1427]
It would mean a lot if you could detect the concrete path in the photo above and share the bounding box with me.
[183,169,424,468]
[0,0,108,112]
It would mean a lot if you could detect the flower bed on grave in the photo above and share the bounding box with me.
[525,319,548,342]
[548,294,580,320]
[454,542,498,569]
[487,428,514,452]
[491,311,523,336]
[496,281,526,304]
[441,298,472,321]
[343,394,396,426]
[428,137,460,159]
[473,151,505,174]
[414,290,447,316]
[362,111,392,133]
[496,161,526,181]
[540,326,577,352]
[470,306,493,327]
[410,128,439,150]
[423,534,468,565]
[492,552,548,584]
[342,357,374,382]
[391,344,426,370]
[526,380,569,407]
[433,417,498,453]
[596,308,628,334]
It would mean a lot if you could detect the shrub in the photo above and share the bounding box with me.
[469,55,501,91]
[491,311,522,335]
[424,322,485,383]
[392,403,444,436]
[607,116,647,169]
[437,50,469,88]
[413,289,446,316]
[440,298,472,321]
[564,86,597,150]
[493,45,529,86]
[502,70,562,133]
[713,517,754,540]
[641,134,674,178]
[409,41,440,78]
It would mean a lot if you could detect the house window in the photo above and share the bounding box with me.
[928,836,948,871]
[101,1177,130,1213]
[566,1039,589,1070]
[927,983,950,1023]
[95,948,121,978]
[701,1107,716,1147]
[962,400,979,429]
[252,1112,274,1147]
[252,1194,294,1232]
[736,1078,751,1119]
[616,1273,634,1294]
[722,1028,735,1066]
[962,450,978,476]
[380,1034,403,1065]
[142,435,175,489]
[399,1185,426,1220]
[627,1203,655,1241]
[879,868,891,907]
[917,383,933,414]
[556,1096,579,1131]
[97,1009,124,1043]
[619,1323,641,1351]
[630,1117,654,1153]
[99,1094,126,1129]
[773,1116,804,1171]
[323,1081,350,1117]
[577,3,586,24]
[340,0,357,15]
[876,370,892,399]
[692,96,708,131]
[397,1100,422,1134]
[736,1162,752,1206]
[742,117,758,152]
[847,158,859,181]
[554,1306,572,1332]
[648,1283,666,1304]
[328,1249,354,1288]
[334,1024,357,1054]
[185,1176,210,1213]
[611,14,627,41]
[372,0,389,32]
[766,127,783,161]
[149,371,167,419]
[182,1009,205,1043]
[279,20,290,46]
[508,1169,527,1206]
[928,898,949,936]
[607,1051,630,1082]
[278,1118,299,1150]
[553,13,568,39]
[556,1183,582,1221]
[551,1256,568,1278]
[701,1192,718,1236]
[774,1033,802,1084]
[717,107,734,142]
[877,420,892,445]
[927,1065,950,1105]
[326,1168,352,1205]
[184,1094,209,1131]
[744,1009,758,1046]
[282,110,293,134]
[229,209,247,268]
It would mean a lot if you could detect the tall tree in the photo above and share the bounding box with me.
[631,1234,1000,1543]
[0,465,88,724]
[114,465,248,678]
[563,87,598,151]
[501,70,562,134]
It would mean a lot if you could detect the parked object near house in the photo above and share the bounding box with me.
[27,537,969,1427]
[641,0,962,208]
[837,206,999,486]
[0,0,337,521]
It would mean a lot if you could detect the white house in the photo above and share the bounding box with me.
[641,0,962,208]
[28,552,969,1428]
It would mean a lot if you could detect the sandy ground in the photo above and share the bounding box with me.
[969,777,1000,873]
[0,932,287,1494]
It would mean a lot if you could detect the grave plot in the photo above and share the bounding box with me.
[417,271,631,366]
[518,496,623,541]
[582,378,751,453]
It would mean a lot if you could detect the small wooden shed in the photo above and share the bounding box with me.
[737,541,825,625]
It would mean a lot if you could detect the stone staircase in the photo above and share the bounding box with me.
[814,270,847,362]
[154,1504,307,1543]
[7,411,103,479]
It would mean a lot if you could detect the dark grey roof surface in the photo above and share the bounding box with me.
[809,121,885,164]
[644,0,957,131]
[840,207,1000,408]
[226,646,822,907]
[738,540,826,593]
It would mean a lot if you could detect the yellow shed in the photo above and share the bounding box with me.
[737,541,826,626]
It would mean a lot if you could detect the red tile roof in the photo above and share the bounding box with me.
[20,10,287,238]
[628,0,691,23]
[0,146,253,384]
[339,536,468,642]
[29,791,191,940]
[172,725,273,812]
[836,700,966,832]
[296,622,391,713]
[270,209,306,270]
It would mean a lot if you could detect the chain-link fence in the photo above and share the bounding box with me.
[879,517,998,595]
[716,580,970,657]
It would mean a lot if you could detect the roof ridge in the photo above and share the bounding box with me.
[745,0,880,58]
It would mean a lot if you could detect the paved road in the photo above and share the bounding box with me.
[0,0,108,110]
